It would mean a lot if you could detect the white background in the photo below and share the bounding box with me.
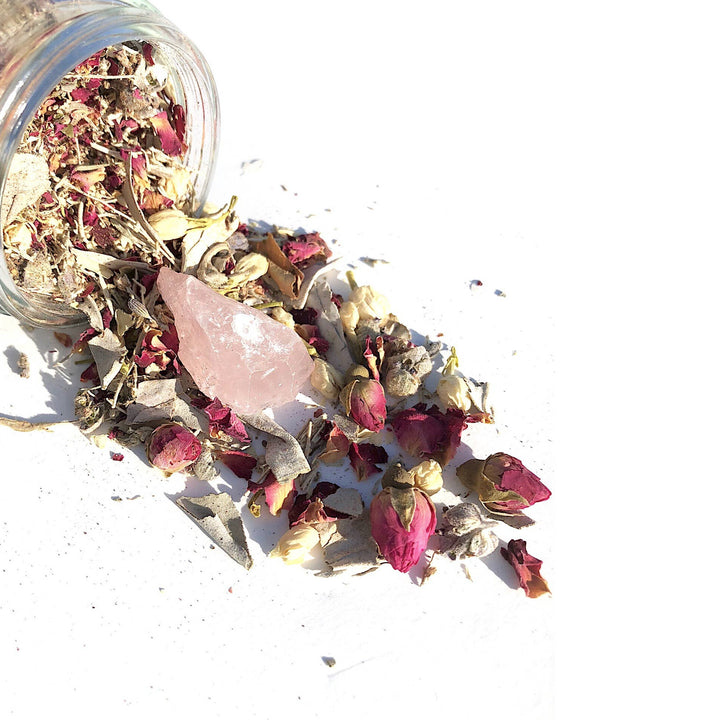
[2,1,719,718]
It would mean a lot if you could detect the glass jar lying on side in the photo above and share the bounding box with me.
[0,0,219,326]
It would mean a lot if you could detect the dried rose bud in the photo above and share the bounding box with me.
[500,539,551,598]
[227,252,269,287]
[408,459,443,496]
[269,306,295,328]
[348,284,391,322]
[436,347,472,411]
[311,358,344,401]
[339,377,386,432]
[269,522,321,565]
[339,299,361,331]
[343,364,370,384]
[146,422,202,473]
[381,462,414,489]
[457,453,551,513]
[147,208,191,240]
[384,346,433,399]
[370,487,436,573]
[436,374,472,412]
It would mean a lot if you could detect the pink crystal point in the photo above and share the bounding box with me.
[157,267,313,414]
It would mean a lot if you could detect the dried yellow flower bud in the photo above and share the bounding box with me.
[409,459,444,496]
[269,306,295,328]
[147,208,190,241]
[339,300,360,331]
[311,358,344,401]
[269,523,321,565]
[227,252,269,287]
[436,375,472,412]
[349,285,391,322]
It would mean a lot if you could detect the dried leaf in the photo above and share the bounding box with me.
[322,487,363,518]
[176,493,252,569]
[306,279,354,373]
[321,510,381,574]
[1,154,50,224]
[124,378,202,430]
[87,330,126,389]
[241,412,310,484]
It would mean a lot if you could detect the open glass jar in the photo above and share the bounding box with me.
[0,0,219,326]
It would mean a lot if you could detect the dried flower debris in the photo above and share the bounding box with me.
[0,44,552,595]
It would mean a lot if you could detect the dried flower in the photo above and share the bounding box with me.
[381,462,415,489]
[383,346,433,399]
[310,358,345,401]
[269,522,321,565]
[436,503,499,560]
[318,424,351,465]
[227,252,269,287]
[282,232,331,268]
[408,459,443,496]
[370,487,436,573]
[194,397,250,442]
[348,442,388,482]
[349,284,391,322]
[247,472,296,516]
[457,453,551,513]
[437,375,472,412]
[436,347,472,411]
[147,208,190,241]
[500,539,551,598]
[391,403,469,466]
[217,450,257,480]
[339,378,386,432]
[269,306,295,328]
[147,423,202,473]
[339,271,391,331]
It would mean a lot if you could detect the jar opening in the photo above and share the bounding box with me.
[0,22,219,327]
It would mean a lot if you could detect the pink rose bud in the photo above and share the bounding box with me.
[476,452,551,513]
[146,422,202,473]
[340,377,386,432]
[370,487,436,573]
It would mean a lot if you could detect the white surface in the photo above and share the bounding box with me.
[5,2,718,718]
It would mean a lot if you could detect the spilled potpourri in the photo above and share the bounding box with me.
[1,44,551,596]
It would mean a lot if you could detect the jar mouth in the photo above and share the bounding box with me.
[0,9,219,327]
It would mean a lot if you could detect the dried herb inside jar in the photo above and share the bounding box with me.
[1,42,190,318]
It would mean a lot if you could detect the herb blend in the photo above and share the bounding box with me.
[0,45,551,593]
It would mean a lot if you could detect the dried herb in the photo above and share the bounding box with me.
[0,44,551,593]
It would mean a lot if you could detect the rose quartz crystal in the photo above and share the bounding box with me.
[157,267,313,414]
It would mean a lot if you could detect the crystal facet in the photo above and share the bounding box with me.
[157,267,313,414]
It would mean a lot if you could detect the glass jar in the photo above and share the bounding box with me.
[0,0,219,326]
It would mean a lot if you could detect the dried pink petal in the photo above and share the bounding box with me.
[282,232,332,268]
[391,403,469,466]
[148,111,184,156]
[218,450,257,480]
[348,442,388,482]
[247,472,296,516]
[194,397,250,442]
[500,539,551,598]
[318,425,350,465]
